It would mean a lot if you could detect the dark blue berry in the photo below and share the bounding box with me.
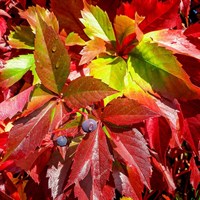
[56,136,67,147]
[82,119,97,133]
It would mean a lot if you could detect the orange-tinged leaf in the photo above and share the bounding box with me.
[79,37,106,65]
[19,5,59,34]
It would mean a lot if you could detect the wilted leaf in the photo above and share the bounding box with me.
[4,101,55,160]
[65,126,113,199]
[102,97,158,126]
[0,86,34,121]
[34,15,70,94]
[8,25,34,50]
[80,3,116,42]
[64,77,117,109]
[0,54,35,88]
[110,129,152,188]
[129,40,200,100]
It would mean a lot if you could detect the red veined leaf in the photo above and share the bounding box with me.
[34,15,70,94]
[0,86,34,121]
[152,157,176,194]
[117,0,182,33]
[109,129,152,188]
[4,101,56,161]
[102,97,158,126]
[65,125,113,199]
[146,117,171,165]
[144,29,200,60]
[63,77,117,109]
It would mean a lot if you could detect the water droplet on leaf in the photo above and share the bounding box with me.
[55,63,59,69]
[52,46,57,53]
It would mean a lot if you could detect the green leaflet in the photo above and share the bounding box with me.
[80,3,115,42]
[8,25,34,50]
[128,40,200,100]
[0,54,35,88]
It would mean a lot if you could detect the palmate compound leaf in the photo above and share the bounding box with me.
[4,101,56,161]
[0,86,34,121]
[102,97,159,126]
[63,76,117,109]
[34,15,70,94]
[80,2,116,42]
[65,125,113,199]
[0,54,35,89]
[129,40,200,101]
[109,129,152,189]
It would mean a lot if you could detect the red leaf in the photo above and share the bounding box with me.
[190,156,200,191]
[113,166,143,200]
[184,23,200,38]
[146,117,171,165]
[65,126,113,199]
[102,97,159,126]
[117,0,182,33]
[0,86,34,121]
[110,129,152,188]
[0,17,7,38]
[152,157,176,194]
[51,0,87,40]
[4,101,56,160]
[64,77,117,109]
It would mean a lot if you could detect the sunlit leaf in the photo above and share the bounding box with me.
[0,54,35,88]
[64,77,117,109]
[34,15,70,94]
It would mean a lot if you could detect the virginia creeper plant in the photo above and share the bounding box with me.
[0,0,200,199]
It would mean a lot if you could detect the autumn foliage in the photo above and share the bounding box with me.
[0,0,200,199]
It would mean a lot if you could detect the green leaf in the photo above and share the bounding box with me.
[89,56,126,91]
[34,15,70,94]
[0,54,35,88]
[80,3,115,42]
[129,40,200,100]
[63,76,117,109]
[8,25,34,50]
[65,32,86,46]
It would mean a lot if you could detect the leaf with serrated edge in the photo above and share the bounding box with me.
[110,129,152,188]
[4,101,56,161]
[129,40,200,100]
[102,97,158,126]
[65,126,113,199]
[144,29,200,60]
[0,54,35,88]
[80,3,115,42]
[65,32,86,46]
[0,86,34,121]
[19,5,59,34]
[79,37,106,65]
[8,25,34,49]
[34,15,70,94]
[64,77,117,109]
